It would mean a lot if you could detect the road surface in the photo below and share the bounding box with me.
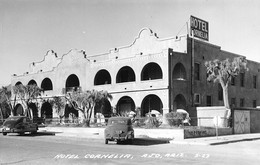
[0,132,259,165]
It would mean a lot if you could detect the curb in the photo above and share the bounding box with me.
[170,136,260,145]
[38,127,260,145]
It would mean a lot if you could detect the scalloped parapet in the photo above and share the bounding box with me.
[104,27,187,61]
[26,28,187,74]
[28,49,88,74]
[28,50,62,74]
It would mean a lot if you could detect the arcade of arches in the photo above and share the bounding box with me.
[12,62,188,118]
[11,94,187,119]
[14,62,164,91]
[116,95,163,117]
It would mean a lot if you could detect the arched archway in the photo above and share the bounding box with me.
[28,79,37,86]
[141,62,163,80]
[41,78,53,91]
[14,104,24,116]
[116,66,135,83]
[41,101,53,119]
[15,81,22,86]
[65,74,80,92]
[116,96,135,115]
[94,99,112,118]
[94,69,111,85]
[141,94,163,116]
[172,63,187,80]
[64,103,78,118]
[173,94,187,110]
[29,103,38,118]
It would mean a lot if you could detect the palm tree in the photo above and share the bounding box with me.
[0,85,14,116]
[50,96,66,123]
[13,84,43,118]
[66,89,112,127]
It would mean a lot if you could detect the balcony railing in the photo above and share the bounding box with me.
[62,86,82,94]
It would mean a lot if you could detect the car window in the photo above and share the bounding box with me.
[111,120,126,124]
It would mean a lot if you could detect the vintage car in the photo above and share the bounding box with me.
[2,116,38,136]
[104,117,134,144]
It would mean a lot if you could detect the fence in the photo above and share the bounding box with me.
[0,113,231,129]
[37,116,231,128]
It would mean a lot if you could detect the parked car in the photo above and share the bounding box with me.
[104,117,134,144]
[2,116,38,136]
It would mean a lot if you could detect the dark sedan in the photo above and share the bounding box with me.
[2,116,38,136]
[104,117,134,144]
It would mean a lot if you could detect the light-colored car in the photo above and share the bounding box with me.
[2,116,38,136]
[104,117,134,144]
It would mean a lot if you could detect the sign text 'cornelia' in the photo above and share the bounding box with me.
[190,16,209,41]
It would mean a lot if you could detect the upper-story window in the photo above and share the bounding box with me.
[253,100,257,108]
[231,77,235,86]
[172,63,186,80]
[28,79,37,86]
[253,75,257,89]
[41,78,53,91]
[65,74,81,93]
[240,73,245,87]
[231,98,236,108]
[206,95,212,106]
[194,63,200,81]
[240,98,245,107]
[94,69,111,85]
[116,66,136,83]
[141,62,162,81]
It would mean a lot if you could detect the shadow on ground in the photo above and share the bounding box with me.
[113,138,170,146]
[2,131,62,137]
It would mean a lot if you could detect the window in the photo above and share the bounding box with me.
[231,77,235,86]
[253,75,257,89]
[206,95,212,106]
[194,93,201,104]
[240,73,245,87]
[231,98,236,108]
[253,100,257,108]
[240,98,245,107]
[194,63,200,80]
[218,84,223,101]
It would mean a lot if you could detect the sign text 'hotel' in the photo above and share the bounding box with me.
[190,16,209,41]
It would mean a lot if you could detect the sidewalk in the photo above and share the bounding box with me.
[38,127,260,145]
[169,133,260,145]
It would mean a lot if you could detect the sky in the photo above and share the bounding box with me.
[0,0,260,86]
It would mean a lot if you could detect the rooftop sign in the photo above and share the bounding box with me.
[190,15,209,41]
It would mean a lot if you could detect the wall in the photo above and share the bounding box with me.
[233,108,260,134]
[197,106,229,127]
[184,127,232,138]
[250,110,260,133]
[10,28,187,119]
[187,38,260,109]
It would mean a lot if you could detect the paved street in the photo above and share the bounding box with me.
[0,133,260,165]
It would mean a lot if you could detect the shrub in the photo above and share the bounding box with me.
[132,118,146,127]
[165,112,184,127]
[144,117,162,128]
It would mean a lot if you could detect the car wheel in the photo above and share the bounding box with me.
[128,139,133,144]
[3,132,7,136]
[19,132,25,136]
[31,131,37,135]
[105,139,108,144]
